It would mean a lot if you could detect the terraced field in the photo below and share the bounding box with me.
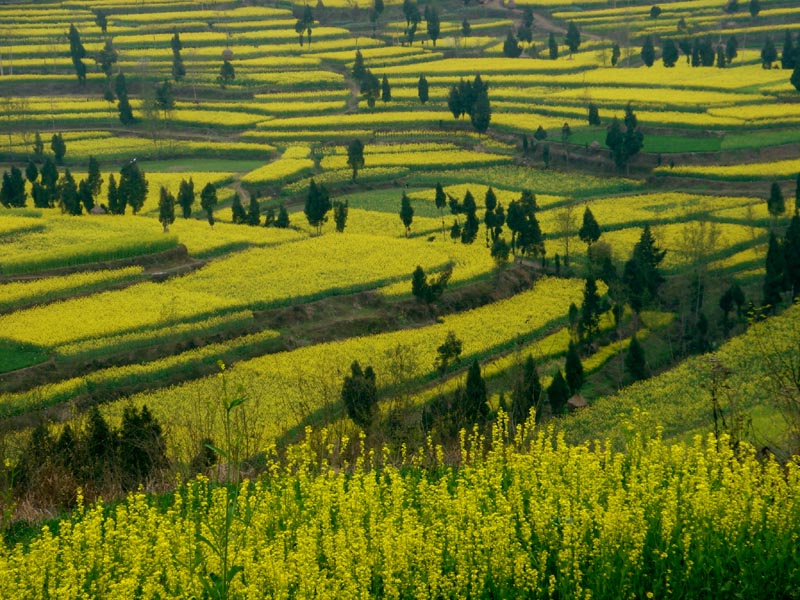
[1,0,799,596]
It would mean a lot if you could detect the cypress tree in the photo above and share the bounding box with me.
[463,360,489,424]
[625,334,648,381]
[400,192,414,237]
[230,193,247,224]
[784,214,800,300]
[564,341,584,396]
[247,194,261,226]
[418,74,429,104]
[547,370,569,415]
[763,232,785,310]
[158,186,176,232]
[177,177,194,219]
[767,182,785,218]
[341,361,378,430]
[511,354,541,427]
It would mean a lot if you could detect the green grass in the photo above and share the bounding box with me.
[569,128,723,153]
[0,340,49,374]
[721,128,800,151]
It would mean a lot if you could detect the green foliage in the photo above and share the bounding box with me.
[399,191,414,236]
[463,360,489,424]
[417,74,429,104]
[178,177,195,219]
[341,361,378,430]
[565,21,581,54]
[333,199,348,232]
[623,225,666,313]
[0,167,27,208]
[201,182,218,227]
[96,38,117,78]
[411,264,452,303]
[159,186,176,232]
[58,169,81,215]
[625,334,648,381]
[218,59,235,88]
[503,30,521,58]
[548,32,558,60]
[565,340,584,396]
[662,39,679,67]
[118,160,148,214]
[579,206,601,246]
[768,182,785,217]
[347,139,365,181]
[763,232,785,310]
[115,72,135,125]
[588,103,600,126]
[87,156,102,198]
[230,194,247,225]
[304,179,331,235]
[547,370,569,415]
[511,354,541,427]
[435,330,462,375]
[275,203,290,228]
[381,74,392,102]
[68,23,86,84]
[425,5,440,46]
[50,133,66,165]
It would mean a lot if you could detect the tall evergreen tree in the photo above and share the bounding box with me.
[565,341,584,396]
[547,370,569,415]
[762,232,785,310]
[58,169,81,215]
[625,334,648,381]
[304,179,331,235]
[726,35,739,63]
[78,178,94,213]
[662,38,679,67]
[548,32,559,60]
[503,30,522,58]
[107,173,120,214]
[471,87,491,134]
[781,31,796,70]
[51,133,66,165]
[641,35,656,66]
[425,5,440,46]
[579,206,601,247]
[246,194,261,226]
[118,160,148,214]
[381,74,392,102]
[511,354,541,427]
[623,224,666,313]
[463,360,489,424]
[784,214,800,300]
[460,190,479,244]
[333,199,348,232]
[761,36,777,68]
[171,30,186,81]
[200,182,218,227]
[116,72,135,125]
[230,193,246,224]
[87,156,102,198]
[25,160,38,184]
[275,203,290,228]
[749,0,760,18]
[611,43,620,66]
[400,192,414,237]
[68,24,87,84]
[565,21,581,54]
[768,182,785,218]
[217,59,235,88]
[347,139,365,181]
[177,177,194,219]
[158,186,176,232]
[341,361,378,430]
[588,103,600,126]
[435,182,447,237]
[417,74,429,104]
[579,276,602,342]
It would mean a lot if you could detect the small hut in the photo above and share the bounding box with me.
[567,394,588,412]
